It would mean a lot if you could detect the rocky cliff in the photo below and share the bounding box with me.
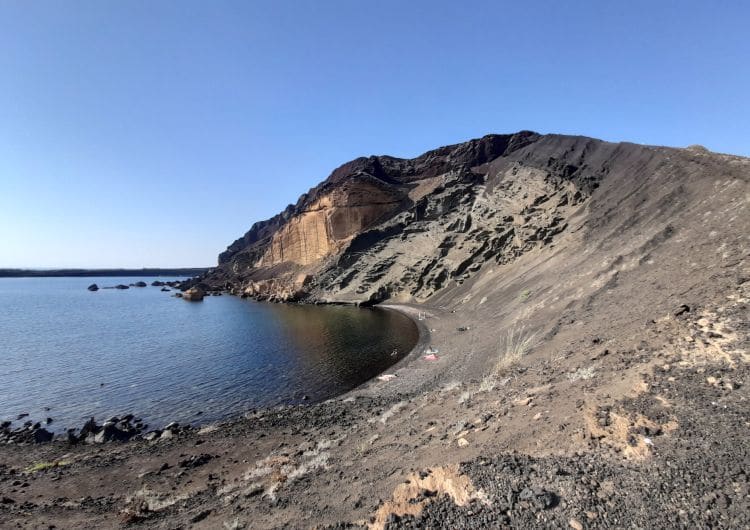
[7,133,749,529]
[200,132,748,306]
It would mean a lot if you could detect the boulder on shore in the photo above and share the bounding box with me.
[151,280,165,287]
[87,283,99,291]
[93,424,131,443]
[115,284,129,290]
[182,287,205,301]
[1,420,56,444]
[134,281,147,287]
[33,428,54,444]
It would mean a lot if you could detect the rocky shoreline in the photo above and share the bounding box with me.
[0,414,196,447]
[1,303,427,449]
[1,285,748,528]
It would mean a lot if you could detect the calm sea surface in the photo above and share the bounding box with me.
[0,277,418,431]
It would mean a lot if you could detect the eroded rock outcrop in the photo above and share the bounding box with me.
[203,132,544,299]
[257,179,407,268]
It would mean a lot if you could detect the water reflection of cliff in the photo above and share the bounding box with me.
[265,304,419,392]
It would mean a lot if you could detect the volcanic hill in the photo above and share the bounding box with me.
[2,132,748,529]
[201,132,747,310]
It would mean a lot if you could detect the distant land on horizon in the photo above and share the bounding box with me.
[0,268,211,278]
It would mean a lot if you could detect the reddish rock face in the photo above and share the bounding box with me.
[257,181,406,268]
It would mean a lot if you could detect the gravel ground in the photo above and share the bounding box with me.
[390,360,749,529]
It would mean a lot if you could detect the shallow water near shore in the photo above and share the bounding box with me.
[0,277,418,432]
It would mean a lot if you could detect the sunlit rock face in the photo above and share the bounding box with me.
[257,180,407,268]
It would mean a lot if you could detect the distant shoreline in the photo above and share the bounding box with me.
[0,268,210,278]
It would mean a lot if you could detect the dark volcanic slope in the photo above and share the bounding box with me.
[1,133,748,530]
[202,132,748,308]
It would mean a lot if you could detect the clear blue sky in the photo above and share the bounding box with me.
[1,1,748,268]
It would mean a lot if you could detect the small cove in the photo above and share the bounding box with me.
[0,277,418,432]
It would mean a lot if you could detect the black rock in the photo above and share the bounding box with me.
[79,417,99,438]
[533,490,558,510]
[33,428,53,443]
[87,283,99,291]
[151,281,165,287]
[16,413,28,420]
[95,423,133,443]
[66,429,79,445]
[134,281,147,287]
[115,284,129,290]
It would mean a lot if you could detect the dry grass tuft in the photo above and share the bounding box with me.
[458,375,510,405]
[493,325,538,375]
[217,436,344,503]
[377,401,407,424]
[121,487,191,522]
[441,380,462,393]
